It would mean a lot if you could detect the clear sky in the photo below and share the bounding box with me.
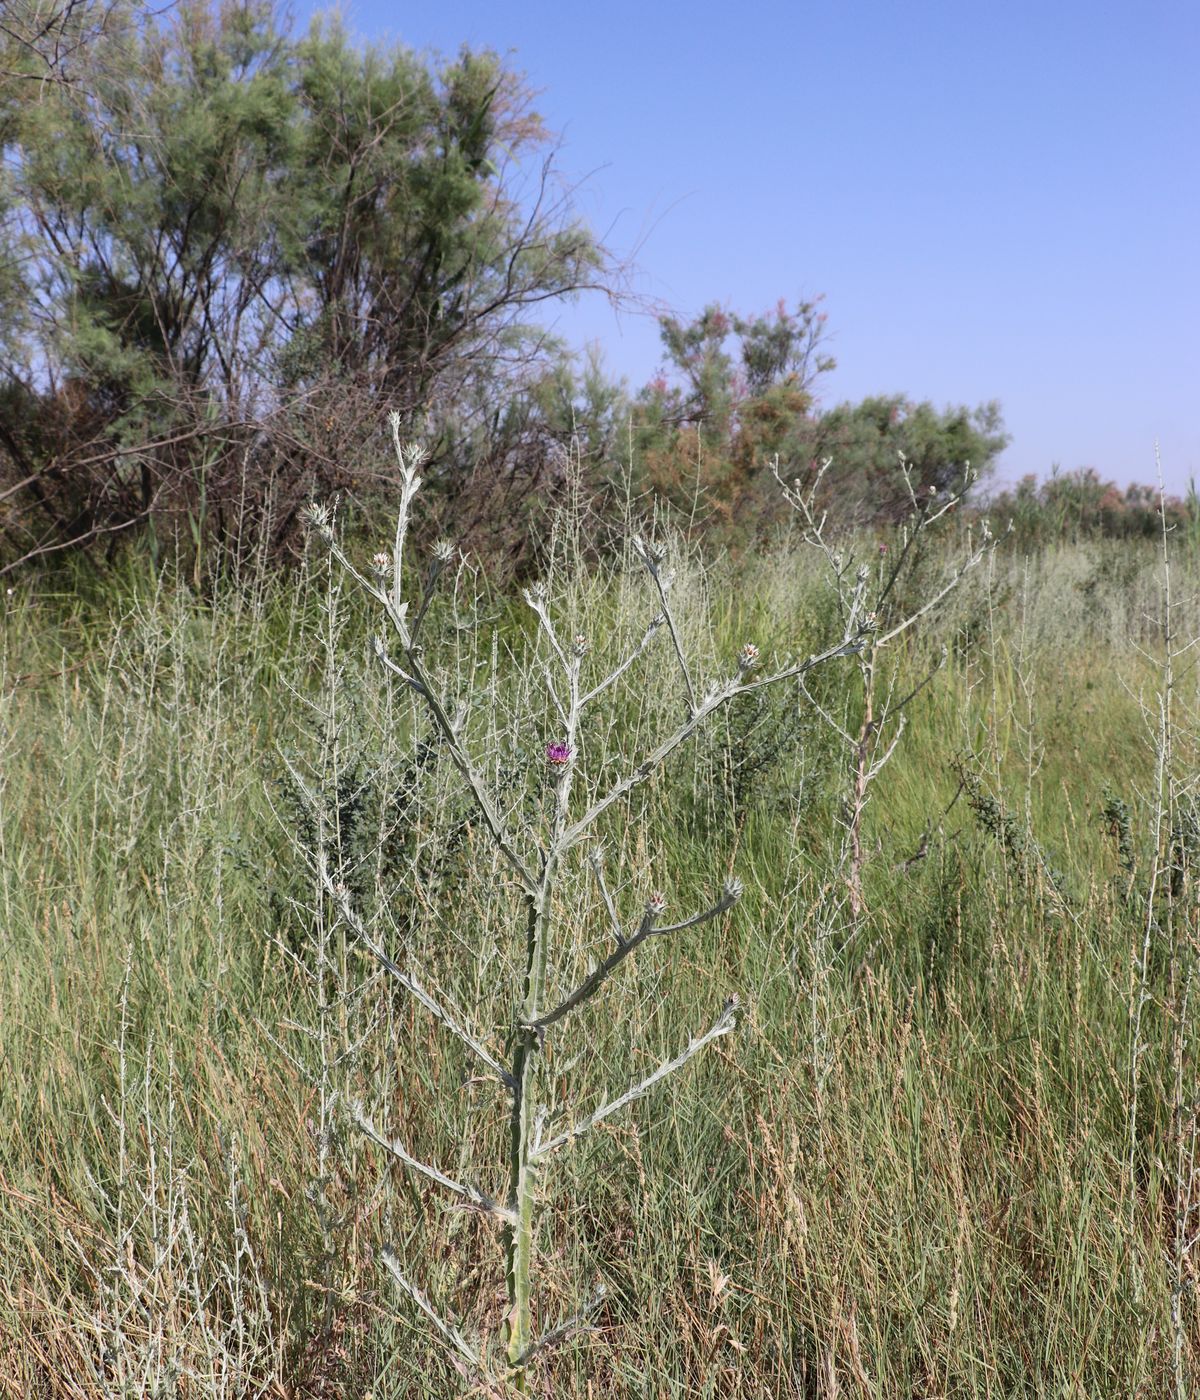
[290,0,1199,493]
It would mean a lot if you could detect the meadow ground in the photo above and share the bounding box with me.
[0,525,1196,1398]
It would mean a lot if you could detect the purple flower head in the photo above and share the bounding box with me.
[545,741,573,768]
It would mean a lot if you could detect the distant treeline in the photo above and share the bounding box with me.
[985,469,1200,550]
[0,0,1178,581]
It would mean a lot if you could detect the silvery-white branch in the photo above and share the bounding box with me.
[527,880,744,1032]
[631,534,696,711]
[555,631,866,854]
[588,847,624,943]
[579,613,665,707]
[380,1246,481,1368]
[366,630,540,894]
[773,451,1003,929]
[322,863,512,1088]
[316,517,540,897]
[512,1283,607,1366]
[353,1104,517,1226]
[533,999,740,1157]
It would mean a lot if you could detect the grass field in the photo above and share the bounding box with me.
[0,520,1196,1397]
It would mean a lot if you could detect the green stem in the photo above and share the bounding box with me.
[506,864,555,1382]
[506,651,578,1382]
[505,1027,538,1380]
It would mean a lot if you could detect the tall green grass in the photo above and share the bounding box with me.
[0,532,1195,1396]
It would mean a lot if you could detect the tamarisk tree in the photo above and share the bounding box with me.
[305,416,873,1388]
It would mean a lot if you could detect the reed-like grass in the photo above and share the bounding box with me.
[0,527,1195,1397]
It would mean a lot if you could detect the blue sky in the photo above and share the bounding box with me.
[291,1,1199,492]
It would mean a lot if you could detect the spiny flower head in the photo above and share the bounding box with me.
[632,534,667,566]
[646,891,668,917]
[737,642,760,672]
[371,550,392,576]
[572,634,589,658]
[305,501,334,538]
[545,741,573,769]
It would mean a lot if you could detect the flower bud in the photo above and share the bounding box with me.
[632,534,667,566]
[305,501,334,538]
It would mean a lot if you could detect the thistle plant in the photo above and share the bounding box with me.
[776,454,999,926]
[304,416,870,1389]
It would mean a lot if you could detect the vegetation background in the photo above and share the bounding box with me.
[0,2,1197,1396]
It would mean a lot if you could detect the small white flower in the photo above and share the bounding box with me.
[371,551,391,576]
[572,634,589,658]
[646,891,668,917]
